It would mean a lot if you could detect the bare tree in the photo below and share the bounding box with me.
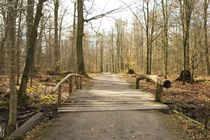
[70,1,77,72]
[0,1,8,74]
[161,0,169,78]
[19,0,46,102]
[6,0,17,134]
[143,0,156,74]
[76,0,86,75]
[54,0,60,72]
[203,0,210,75]
[16,0,23,85]
[178,0,196,84]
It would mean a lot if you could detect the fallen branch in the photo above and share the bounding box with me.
[7,112,43,139]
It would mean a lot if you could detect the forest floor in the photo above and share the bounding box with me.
[123,74,210,139]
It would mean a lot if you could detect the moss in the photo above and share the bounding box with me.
[26,87,40,94]
[40,95,56,105]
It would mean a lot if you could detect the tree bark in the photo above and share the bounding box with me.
[204,0,210,75]
[54,0,60,72]
[0,10,8,75]
[0,30,7,75]
[161,0,169,79]
[70,1,77,72]
[179,0,195,84]
[100,36,104,72]
[6,0,17,134]
[16,0,23,85]
[76,0,86,75]
[19,0,46,101]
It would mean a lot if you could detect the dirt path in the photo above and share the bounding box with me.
[35,73,189,140]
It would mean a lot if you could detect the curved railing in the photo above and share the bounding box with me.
[53,74,83,106]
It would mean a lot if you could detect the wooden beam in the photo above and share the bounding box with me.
[58,85,62,107]
[69,77,72,95]
[136,75,171,89]
[79,76,82,89]
[136,75,171,102]
[53,74,82,92]
[53,73,83,106]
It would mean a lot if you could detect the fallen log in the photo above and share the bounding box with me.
[136,75,171,102]
[7,112,43,140]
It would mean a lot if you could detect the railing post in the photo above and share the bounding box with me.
[76,76,79,89]
[69,76,72,95]
[58,85,62,107]
[79,76,82,89]
[136,79,139,89]
[155,84,163,102]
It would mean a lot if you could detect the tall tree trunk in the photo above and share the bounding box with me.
[100,39,104,72]
[0,31,7,74]
[16,0,23,85]
[6,0,17,134]
[204,0,210,75]
[70,1,77,72]
[116,28,120,73]
[95,41,98,72]
[36,18,45,66]
[54,0,60,72]
[19,0,46,101]
[0,11,8,75]
[111,29,115,72]
[179,0,194,84]
[145,1,150,74]
[161,0,169,78]
[76,0,86,75]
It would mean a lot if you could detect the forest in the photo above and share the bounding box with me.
[0,0,210,139]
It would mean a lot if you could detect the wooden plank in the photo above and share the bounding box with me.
[58,105,169,113]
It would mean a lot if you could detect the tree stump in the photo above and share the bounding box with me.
[176,70,192,82]
[127,69,135,74]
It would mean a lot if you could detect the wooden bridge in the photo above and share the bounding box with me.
[56,73,168,113]
[34,73,191,140]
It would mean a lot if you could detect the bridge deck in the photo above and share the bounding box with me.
[58,74,168,113]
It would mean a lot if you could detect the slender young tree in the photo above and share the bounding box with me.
[16,0,23,85]
[161,0,169,78]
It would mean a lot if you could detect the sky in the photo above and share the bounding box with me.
[61,0,136,33]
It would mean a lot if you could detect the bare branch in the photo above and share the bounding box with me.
[84,7,121,22]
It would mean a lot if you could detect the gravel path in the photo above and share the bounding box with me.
[35,73,189,140]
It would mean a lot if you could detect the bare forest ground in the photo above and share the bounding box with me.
[123,74,210,140]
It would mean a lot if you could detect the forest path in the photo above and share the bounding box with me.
[35,73,188,140]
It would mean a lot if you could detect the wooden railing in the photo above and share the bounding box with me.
[136,75,171,102]
[53,74,83,107]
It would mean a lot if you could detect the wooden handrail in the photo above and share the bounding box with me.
[53,73,83,106]
[136,75,171,102]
